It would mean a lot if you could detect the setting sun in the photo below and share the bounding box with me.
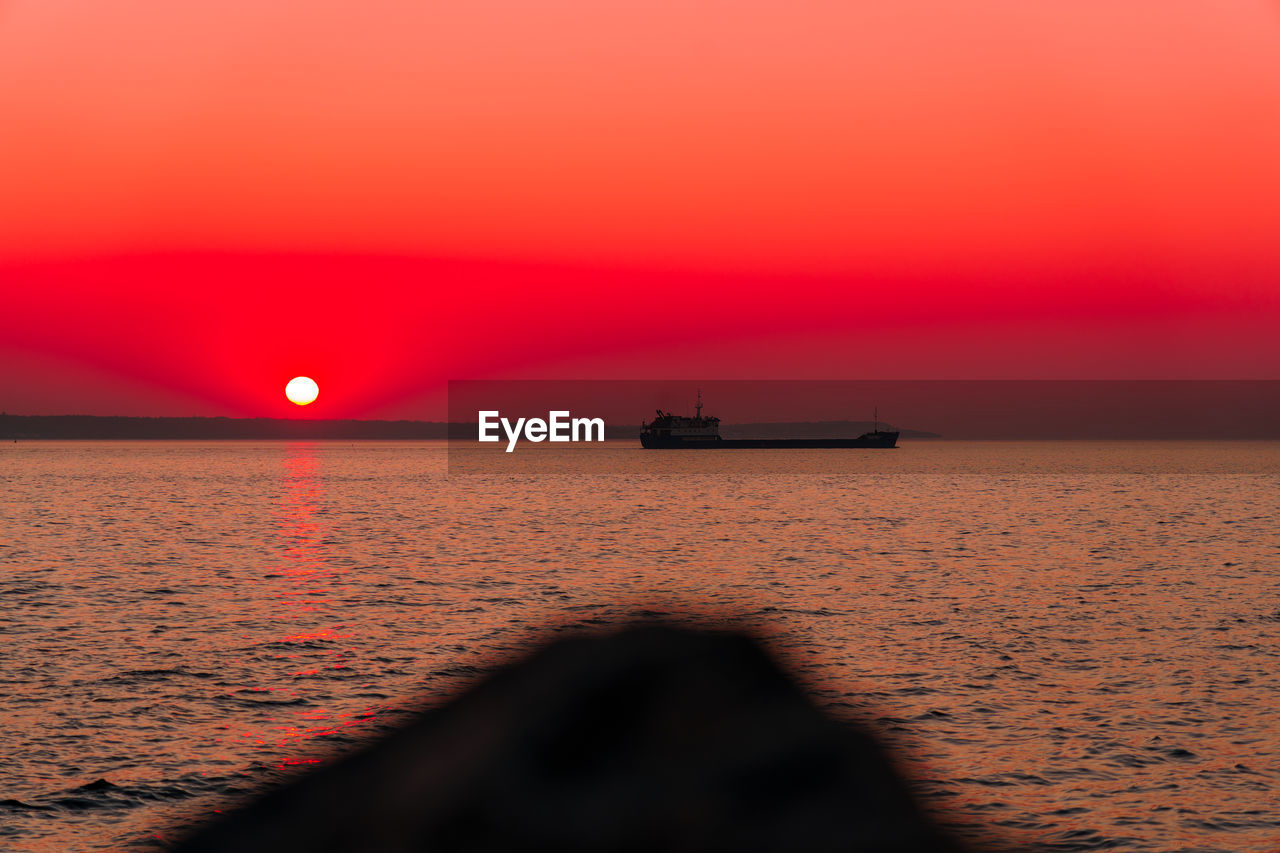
[285,376,319,406]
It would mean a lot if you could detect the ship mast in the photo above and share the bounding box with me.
[696,388,703,420]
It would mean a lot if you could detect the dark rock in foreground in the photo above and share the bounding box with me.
[176,625,965,852]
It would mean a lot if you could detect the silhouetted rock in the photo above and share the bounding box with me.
[176,625,965,852]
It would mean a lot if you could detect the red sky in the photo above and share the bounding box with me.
[2,1,1278,417]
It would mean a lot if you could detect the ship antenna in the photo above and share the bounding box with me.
[696,388,703,420]
[874,405,878,433]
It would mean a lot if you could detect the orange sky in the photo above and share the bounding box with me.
[2,1,1278,414]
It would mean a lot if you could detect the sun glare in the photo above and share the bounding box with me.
[285,376,319,406]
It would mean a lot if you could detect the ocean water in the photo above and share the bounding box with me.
[2,440,1278,851]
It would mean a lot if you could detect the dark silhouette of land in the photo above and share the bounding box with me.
[0,415,938,441]
[0,414,459,440]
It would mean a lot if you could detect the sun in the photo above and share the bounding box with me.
[285,376,319,406]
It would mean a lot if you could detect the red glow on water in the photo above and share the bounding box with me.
[280,630,354,643]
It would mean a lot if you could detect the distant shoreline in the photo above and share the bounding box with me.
[0,414,942,441]
[6,413,1280,440]
[1,415,458,440]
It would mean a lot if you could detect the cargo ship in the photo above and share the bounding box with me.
[639,393,899,449]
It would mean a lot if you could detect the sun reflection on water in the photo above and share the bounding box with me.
[274,443,333,614]
[230,443,381,757]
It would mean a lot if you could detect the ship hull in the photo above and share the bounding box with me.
[640,432,899,449]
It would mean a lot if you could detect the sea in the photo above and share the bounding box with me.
[2,440,1278,851]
